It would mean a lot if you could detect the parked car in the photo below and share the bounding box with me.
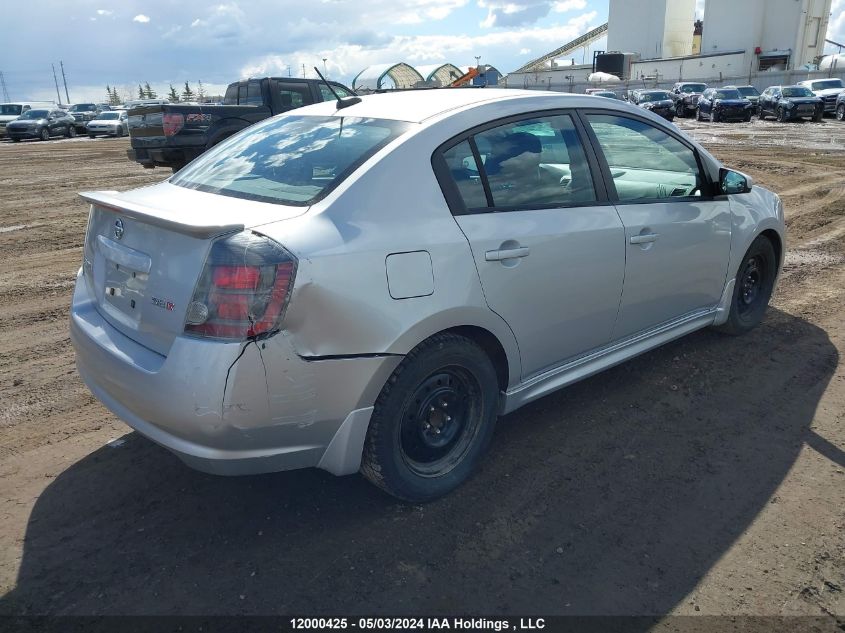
[758,86,823,122]
[68,103,101,130]
[797,78,845,114]
[629,89,675,120]
[87,110,129,137]
[696,88,753,122]
[6,108,77,141]
[127,77,356,171]
[670,82,708,117]
[0,101,55,137]
[590,90,621,99]
[836,92,845,121]
[71,90,784,501]
[723,85,761,108]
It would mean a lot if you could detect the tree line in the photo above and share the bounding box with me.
[105,81,216,105]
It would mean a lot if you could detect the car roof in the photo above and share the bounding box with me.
[291,88,592,123]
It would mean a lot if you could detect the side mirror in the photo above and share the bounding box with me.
[720,168,753,195]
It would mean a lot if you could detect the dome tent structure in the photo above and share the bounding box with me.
[352,63,425,92]
[414,63,464,87]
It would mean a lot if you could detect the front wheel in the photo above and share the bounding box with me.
[744,111,752,122]
[714,235,777,336]
[66,125,77,138]
[39,127,49,141]
[776,107,787,122]
[695,107,702,121]
[360,333,499,502]
[88,134,96,139]
[812,109,824,123]
[837,104,845,121]
[711,109,720,123]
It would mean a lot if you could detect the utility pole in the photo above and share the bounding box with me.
[51,64,62,104]
[287,64,291,77]
[60,61,70,103]
[322,58,328,78]
[0,71,9,101]
[302,64,306,78]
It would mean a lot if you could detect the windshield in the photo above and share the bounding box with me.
[171,115,412,206]
[1,105,22,116]
[639,91,671,102]
[98,112,120,120]
[783,87,814,98]
[736,86,759,97]
[20,110,48,119]
[69,104,95,112]
[680,84,706,93]
[811,80,843,91]
[714,89,742,99]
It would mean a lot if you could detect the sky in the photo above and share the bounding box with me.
[1,0,842,103]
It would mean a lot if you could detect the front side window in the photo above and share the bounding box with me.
[586,114,704,202]
[171,115,410,206]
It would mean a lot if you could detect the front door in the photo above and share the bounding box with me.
[583,112,732,340]
[438,112,626,379]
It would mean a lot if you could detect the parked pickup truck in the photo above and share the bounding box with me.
[127,77,355,170]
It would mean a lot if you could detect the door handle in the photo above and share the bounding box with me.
[629,233,659,245]
[485,247,530,261]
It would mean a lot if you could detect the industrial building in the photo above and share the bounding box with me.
[506,0,839,92]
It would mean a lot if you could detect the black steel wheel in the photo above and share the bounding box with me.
[361,333,499,502]
[714,235,777,335]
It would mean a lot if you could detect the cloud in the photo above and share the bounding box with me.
[479,0,553,28]
[96,9,112,16]
[133,14,150,23]
[552,0,585,12]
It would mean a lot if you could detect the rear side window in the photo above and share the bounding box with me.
[586,114,703,201]
[171,115,411,206]
[245,81,263,105]
[223,84,239,104]
[439,113,596,213]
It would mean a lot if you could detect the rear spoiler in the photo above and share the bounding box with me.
[79,191,244,239]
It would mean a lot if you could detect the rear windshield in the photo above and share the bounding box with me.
[171,115,411,206]
[1,104,22,115]
[98,112,120,120]
[70,104,96,111]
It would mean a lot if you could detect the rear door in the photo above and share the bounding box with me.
[435,111,626,380]
[581,111,731,340]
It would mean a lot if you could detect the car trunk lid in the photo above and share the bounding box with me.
[80,184,306,355]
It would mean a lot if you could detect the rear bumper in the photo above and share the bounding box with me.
[70,270,401,476]
[128,146,201,168]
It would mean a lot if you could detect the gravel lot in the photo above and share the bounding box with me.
[0,118,843,621]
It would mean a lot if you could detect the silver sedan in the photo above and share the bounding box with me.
[70,89,784,501]
[86,110,128,138]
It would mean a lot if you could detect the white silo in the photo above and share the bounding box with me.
[607,0,696,59]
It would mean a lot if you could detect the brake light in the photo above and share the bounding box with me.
[163,113,184,137]
[184,232,297,341]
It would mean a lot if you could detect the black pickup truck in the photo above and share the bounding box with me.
[127,77,355,170]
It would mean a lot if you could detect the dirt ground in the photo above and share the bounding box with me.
[0,118,843,622]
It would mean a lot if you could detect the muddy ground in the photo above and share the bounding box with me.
[0,118,843,622]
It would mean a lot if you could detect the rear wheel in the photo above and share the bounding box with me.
[837,104,845,121]
[360,333,499,502]
[39,127,49,141]
[714,235,777,336]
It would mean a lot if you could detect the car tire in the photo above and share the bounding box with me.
[115,126,123,137]
[776,107,787,122]
[11,138,20,142]
[88,134,96,139]
[66,125,77,138]
[744,111,752,122]
[39,127,49,141]
[360,333,499,502]
[666,115,674,122]
[713,235,777,336]
[695,107,702,121]
[812,109,823,123]
[837,104,845,121]
[711,109,720,123]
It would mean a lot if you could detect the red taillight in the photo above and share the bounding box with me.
[163,113,184,137]
[184,233,297,341]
